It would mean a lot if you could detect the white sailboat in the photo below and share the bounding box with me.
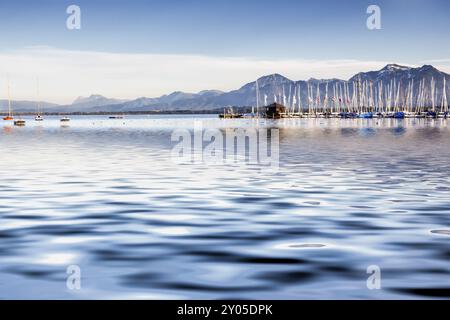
[256,79,259,117]
[297,83,302,116]
[3,79,14,121]
[4,80,26,126]
[35,78,44,121]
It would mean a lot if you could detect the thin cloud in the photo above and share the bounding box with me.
[421,58,450,63]
[0,47,394,104]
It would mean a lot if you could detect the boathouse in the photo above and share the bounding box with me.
[265,103,286,119]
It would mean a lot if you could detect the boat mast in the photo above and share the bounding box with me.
[7,79,12,117]
[422,80,426,112]
[288,84,293,114]
[442,77,448,112]
[351,82,356,113]
[389,82,393,113]
[369,81,374,113]
[417,80,421,113]
[291,85,296,115]
[306,82,309,114]
[347,83,351,113]
[358,77,363,114]
[395,81,400,112]
[255,79,259,116]
[420,80,425,113]
[333,84,337,114]
[408,81,412,113]
[37,77,42,116]
[378,81,383,113]
[316,83,320,114]
[431,77,435,112]
[387,81,391,113]
[344,82,347,113]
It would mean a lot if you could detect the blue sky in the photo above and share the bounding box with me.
[0,0,449,103]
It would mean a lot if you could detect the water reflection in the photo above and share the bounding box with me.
[0,115,449,299]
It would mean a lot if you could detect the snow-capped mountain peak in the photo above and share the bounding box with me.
[381,64,412,72]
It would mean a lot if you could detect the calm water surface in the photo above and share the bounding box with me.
[0,115,449,299]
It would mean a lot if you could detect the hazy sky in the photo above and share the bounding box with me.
[0,0,449,104]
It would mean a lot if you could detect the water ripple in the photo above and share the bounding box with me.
[1,116,450,299]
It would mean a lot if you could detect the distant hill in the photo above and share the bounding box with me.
[349,64,449,101]
[0,100,58,112]
[2,64,449,113]
[81,64,449,112]
[70,94,129,109]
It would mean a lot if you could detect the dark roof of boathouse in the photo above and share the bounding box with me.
[265,102,287,110]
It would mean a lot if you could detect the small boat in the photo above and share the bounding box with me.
[393,112,405,119]
[35,115,44,121]
[339,112,358,119]
[219,106,243,119]
[219,113,243,119]
[14,119,26,126]
[426,111,437,119]
[359,112,374,119]
[3,116,13,121]
[60,116,71,122]
[109,115,124,119]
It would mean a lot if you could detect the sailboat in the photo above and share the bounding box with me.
[35,78,43,121]
[3,80,14,121]
[3,80,25,125]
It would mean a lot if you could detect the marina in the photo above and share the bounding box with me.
[221,73,449,120]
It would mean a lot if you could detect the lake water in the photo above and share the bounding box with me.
[0,115,449,299]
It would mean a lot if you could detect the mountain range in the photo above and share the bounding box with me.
[2,64,449,113]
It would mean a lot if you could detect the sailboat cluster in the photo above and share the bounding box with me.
[2,79,70,126]
[253,76,449,119]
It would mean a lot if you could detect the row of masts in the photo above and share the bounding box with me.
[255,76,448,117]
